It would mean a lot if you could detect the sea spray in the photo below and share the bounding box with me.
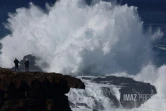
[0,0,158,75]
[68,65,166,111]
[0,0,165,110]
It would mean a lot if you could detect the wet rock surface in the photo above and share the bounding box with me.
[0,68,85,111]
[83,75,157,109]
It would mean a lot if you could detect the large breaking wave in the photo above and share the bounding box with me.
[0,0,157,75]
[0,0,165,110]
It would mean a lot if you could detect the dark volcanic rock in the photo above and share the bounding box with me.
[64,75,85,89]
[91,76,157,109]
[0,68,85,111]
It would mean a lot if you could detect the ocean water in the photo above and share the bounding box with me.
[0,0,166,110]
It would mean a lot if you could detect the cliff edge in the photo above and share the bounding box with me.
[0,68,85,111]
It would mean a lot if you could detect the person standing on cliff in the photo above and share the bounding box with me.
[14,58,19,72]
[24,59,29,72]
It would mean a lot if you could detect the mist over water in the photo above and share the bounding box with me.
[0,0,158,75]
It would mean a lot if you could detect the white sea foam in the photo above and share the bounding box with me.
[0,0,165,110]
[0,0,159,75]
[68,65,166,111]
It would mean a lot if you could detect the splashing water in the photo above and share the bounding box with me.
[0,0,165,110]
[0,0,156,75]
[67,65,166,111]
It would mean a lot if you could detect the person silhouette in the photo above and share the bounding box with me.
[14,58,19,72]
[24,59,29,72]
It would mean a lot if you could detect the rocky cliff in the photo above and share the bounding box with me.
[0,68,85,111]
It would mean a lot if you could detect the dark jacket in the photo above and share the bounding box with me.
[24,61,29,67]
[14,59,19,66]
